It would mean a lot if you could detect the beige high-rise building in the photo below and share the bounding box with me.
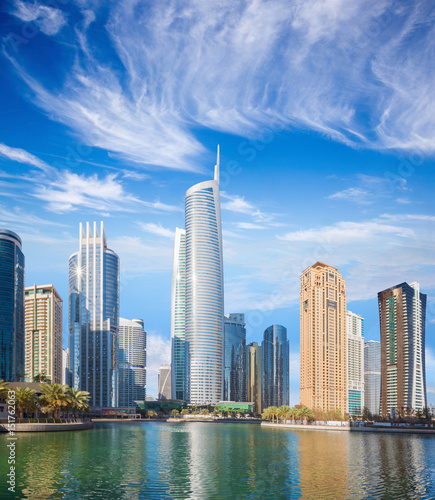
[300,262,347,413]
[246,342,262,413]
[24,284,63,384]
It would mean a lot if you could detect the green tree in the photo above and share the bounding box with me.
[171,409,179,416]
[262,406,279,423]
[39,384,69,418]
[200,408,209,415]
[362,406,372,422]
[181,409,189,415]
[66,388,91,418]
[15,387,38,418]
[297,406,314,421]
[0,379,10,400]
[278,405,291,423]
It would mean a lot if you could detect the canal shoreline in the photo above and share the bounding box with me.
[0,421,93,433]
[262,422,435,434]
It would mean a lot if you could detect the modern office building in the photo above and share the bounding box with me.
[224,313,246,402]
[62,348,70,386]
[263,324,289,409]
[300,262,347,413]
[69,222,120,408]
[246,341,262,413]
[24,284,63,384]
[378,282,427,415]
[364,340,381,415]
[118,318,146,407]
[0,229,25,381]
[184,148,224,405]
[158,364,172,400]
[171,227,186,401]
[347,311,364,415]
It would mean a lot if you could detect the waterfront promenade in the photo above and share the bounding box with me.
[262,421,435,434]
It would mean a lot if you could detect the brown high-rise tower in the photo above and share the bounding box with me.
[300,262,347,413]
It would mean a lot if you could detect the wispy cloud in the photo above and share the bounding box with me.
[138,222,174,239]
[221,192,273,223]
[327,187,371,205]
[4,1,435,170]
[0,143,52,173]
[11,0,67,36]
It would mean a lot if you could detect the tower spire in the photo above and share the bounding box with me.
[214,145,220,183]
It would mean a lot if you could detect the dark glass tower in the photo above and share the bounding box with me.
[0,229,25,381]
[263,324,289,408]
[223,313,246,402]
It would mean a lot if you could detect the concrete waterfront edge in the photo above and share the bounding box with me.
[0,422,93,432]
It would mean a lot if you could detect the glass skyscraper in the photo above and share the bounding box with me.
[185,148,224,405]
[223,313,246,402]
[263,324,289,409]
[378,282,427,414]
[0,229,25,381]
[364,340,381,415]
[118,318,146,407]
[347,311,364,415]
[246,341,262,413]
[69,222,120,408]
[171,227,186,400]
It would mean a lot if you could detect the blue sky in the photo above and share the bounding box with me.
[0,0,434,402]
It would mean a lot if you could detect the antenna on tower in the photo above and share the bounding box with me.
[214,145,220,183]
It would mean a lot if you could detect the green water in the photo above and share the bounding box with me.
[1,422,435,499]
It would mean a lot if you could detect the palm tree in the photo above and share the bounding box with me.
[278,405,291,423]
[66,388,91,418]
[39,384,69,418]
[0,379,10,400]
[171,409,179,417]
[15,387,38,418]
[297,406,314,422]
[200,408,209,415]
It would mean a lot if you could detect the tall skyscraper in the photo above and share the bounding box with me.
[347,311,364,415]
[62,348,70,386]
[24,284,63,384]
[171,228,186,401]
[364,340,381,415]
[184,148,224,405]
[378,282,427,415]
[158,364,172,400]
[69,222,120,408]
[118,318,146,407]
[246,342,262,413]
[263,324,289,409]
[223,313,246,402]
[300,262,347,413]
[0,229,25,381]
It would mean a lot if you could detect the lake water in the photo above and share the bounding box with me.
[1,421,435,499]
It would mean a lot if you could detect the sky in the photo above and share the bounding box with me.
[0,0,434,403]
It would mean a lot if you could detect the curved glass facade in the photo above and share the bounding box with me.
[0,229,24,381]
[185,159,224,405]
[69,222,119,408]
[263,324,289,408]
[224,313,246,402]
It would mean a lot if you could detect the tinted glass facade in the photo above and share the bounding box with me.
[69,222,119,408]
[0,229,25,381]
[263,324,289,408]
[224,313,246,402]
[184,156,224,405]
[364,340,380,415]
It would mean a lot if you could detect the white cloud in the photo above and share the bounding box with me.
[12,1,67,36]
[0,143,52,173]
[327,187,371,204]
[221,192,273,223]
[235,222,267,230]
[5,1,435,170]
[145,332,171,398]
[138,222,174,239]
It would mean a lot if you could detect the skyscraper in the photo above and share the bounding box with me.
[223,313,246,402]
[158,364,172,400]
[300,262,347,413]
[185,148,224,405]
[171,228,186,401]
[118,318,146,407]
[0,229,25,381]
[246,341,262,413]
[263,324,289,409]
[69,222,120,408]
[347,311,364,415]
[364,340,381,415]
[24,284,63,384]
[378,282,426,415]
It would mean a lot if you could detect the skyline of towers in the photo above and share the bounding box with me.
[224,313,246,402]
[118,318,146,407]
[364,340,381,415]
[378,282,427,415]
[171,227,186,401]
[347,311,364,415]
[184,149,224,405]
[24,284,63,384]
[263,324,289,409]
[0,229,25,381]
[69,222,120,408]
[300,262,347,413]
